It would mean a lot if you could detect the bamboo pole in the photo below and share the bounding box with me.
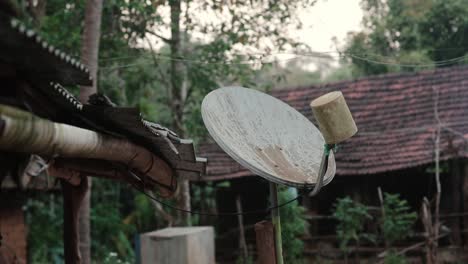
[0,105,175,197]
[236,195,248,263]
[269,182,283,264]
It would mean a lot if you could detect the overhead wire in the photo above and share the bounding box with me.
[129,179,301,217]
[96,12,468,215]
[98,50,468,72]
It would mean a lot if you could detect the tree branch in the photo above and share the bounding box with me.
[146,29,171,44]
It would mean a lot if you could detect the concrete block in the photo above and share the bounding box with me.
[140,226,215,264]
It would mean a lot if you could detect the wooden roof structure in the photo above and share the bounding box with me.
[199,65,468,181]
[0,7,206,263]
[0,13,205,188]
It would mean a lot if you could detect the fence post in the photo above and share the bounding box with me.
[255,220,276,264]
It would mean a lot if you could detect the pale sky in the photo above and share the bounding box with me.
[140,0,364,67]
[295,0,363,52]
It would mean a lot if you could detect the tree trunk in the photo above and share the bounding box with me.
[78,0,103,262]
[169,0,191,226]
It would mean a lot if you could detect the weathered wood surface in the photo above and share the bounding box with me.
[310,91,357,144]
[202,86,328,189]
[0,105,175,197]
[62,178,88,264]
[254,221,276,264]
[80,105,206,180]
[140,227,215,264]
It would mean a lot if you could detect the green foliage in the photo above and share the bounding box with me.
[333,193,416,262]
[333,196,374,253]
[25,193,64,263]
[236,255,254,264]
[279,188,307,264]
[381,193,417,245]
[102,252,131,264]
[23,0,318,262]
[384,251,408,264]
[345,0,468,77]
[89,179,135,262]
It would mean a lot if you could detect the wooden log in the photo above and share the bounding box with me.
[310,91,357,144]
[0,105,175,197]
[254,221,276,264]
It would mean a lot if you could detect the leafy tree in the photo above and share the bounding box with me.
[384,252,408,264]
[333,196,374,262]
[25,193,64,263]
[279,188,307,264]
[381,192,417,246]
[345,0,468,77]
[20,0,318,260]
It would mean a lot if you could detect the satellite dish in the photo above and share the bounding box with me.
[201,86,335,189]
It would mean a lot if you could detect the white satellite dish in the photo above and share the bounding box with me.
[201,86,335,189]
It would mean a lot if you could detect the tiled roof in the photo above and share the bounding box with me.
[199,65,468,180]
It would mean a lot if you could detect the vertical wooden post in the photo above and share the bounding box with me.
[236,195,248,262]
[255,221,276,264]
[62,177,88,264]
[270,182,283,264]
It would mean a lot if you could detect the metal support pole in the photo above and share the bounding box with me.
[269,182,283,264]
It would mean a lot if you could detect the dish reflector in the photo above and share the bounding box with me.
[202,86,332,188]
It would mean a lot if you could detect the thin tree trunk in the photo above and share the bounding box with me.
[79,0,103,262]
[432,87,441,263]
[169,0,191,226]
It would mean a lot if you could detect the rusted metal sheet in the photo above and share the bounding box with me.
[201,86,329,189]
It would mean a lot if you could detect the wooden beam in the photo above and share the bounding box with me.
[0,105,175,197]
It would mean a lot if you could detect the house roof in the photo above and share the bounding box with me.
[0,13,205,189]
[199,65,468,181]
